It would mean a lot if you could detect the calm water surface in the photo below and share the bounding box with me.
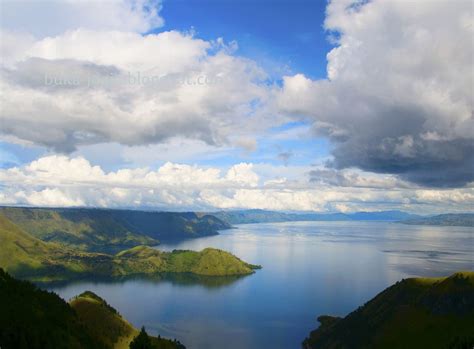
[47,221,473,349]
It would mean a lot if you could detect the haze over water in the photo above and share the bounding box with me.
[49,221,474,349]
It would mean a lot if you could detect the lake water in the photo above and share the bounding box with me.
[47,221,473,349]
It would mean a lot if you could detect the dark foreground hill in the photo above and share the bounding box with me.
[0,206,230,252]
[0,268,184,349]
[303,272,474,349]
[0,213,260,282]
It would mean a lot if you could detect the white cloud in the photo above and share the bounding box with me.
[278,0,474,187]
[0,29,273,152]
[1,155,472,213]
[0,0,163,38]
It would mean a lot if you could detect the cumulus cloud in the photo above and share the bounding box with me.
[278,0,474,187]
[1,155,472,213]
[1,0,472,214]
[0,29,272,152]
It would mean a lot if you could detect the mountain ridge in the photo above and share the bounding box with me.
[0,206,231,252]
[0,213,260,282]
[303,271,474,349]
[400,213,474,227]
[211,209,421,225]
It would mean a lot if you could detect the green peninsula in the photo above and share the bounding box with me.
[0,213,260,282]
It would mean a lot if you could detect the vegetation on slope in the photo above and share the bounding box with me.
[0,268,103,349]
[0,213,260,281]
[0,207,230,252]
[0,212,102,280]
[0,207,158,252]
[129,327,184,349]
[401,213,474,227]
[116,246,261,276]
[303,272,474,349]
[70,291,184,349]
[0,269,184,349]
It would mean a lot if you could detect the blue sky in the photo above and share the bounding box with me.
[1,0,333,171]
[0,0,472,213]
[159,0,332,80]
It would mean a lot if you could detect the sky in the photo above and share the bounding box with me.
[0,0,472,214]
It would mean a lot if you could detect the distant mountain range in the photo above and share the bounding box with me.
[303,271,474,349]
[400,213,474,227]
[212,209,421,225]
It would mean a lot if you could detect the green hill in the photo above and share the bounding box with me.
[0,268,104,349]
[0,212,102,280]
[0,213,260,281]
[70,291,185,349]
[0,269,184,349]
[303,272,474,349]
[115,245,261,276]
[0,207,230,252]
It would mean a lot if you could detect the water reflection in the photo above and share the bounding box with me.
[46,221,473,349]
[38,272,250,290]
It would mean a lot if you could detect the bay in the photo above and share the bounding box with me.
[47,221,474,349]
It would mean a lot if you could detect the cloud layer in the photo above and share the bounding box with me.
[278,0,473,187]
[1,0,473,213]
[1,155,472,213]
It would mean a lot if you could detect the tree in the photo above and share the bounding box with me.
[129,327,153,349]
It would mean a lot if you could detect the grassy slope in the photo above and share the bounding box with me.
[0,213,260,281]
[0,207,231,252]
[0,207,159,252]
[70,291,184,349]
[0,213,103,280]
[303,272,474,349]
[0,269,104,349]
[0,269,184,349]
[116,246,261,276]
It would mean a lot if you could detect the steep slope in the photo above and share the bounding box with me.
[0,213,103,280]
[115,211,230,240]
[303,272,474,349]
[70,291,184,349]
[0,269,184,349]
[0,207,230,252]
[0,268,103,349]
[0,207,158,252]
[0,214,260,281]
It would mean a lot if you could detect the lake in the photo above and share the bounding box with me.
[47,221,474,349]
